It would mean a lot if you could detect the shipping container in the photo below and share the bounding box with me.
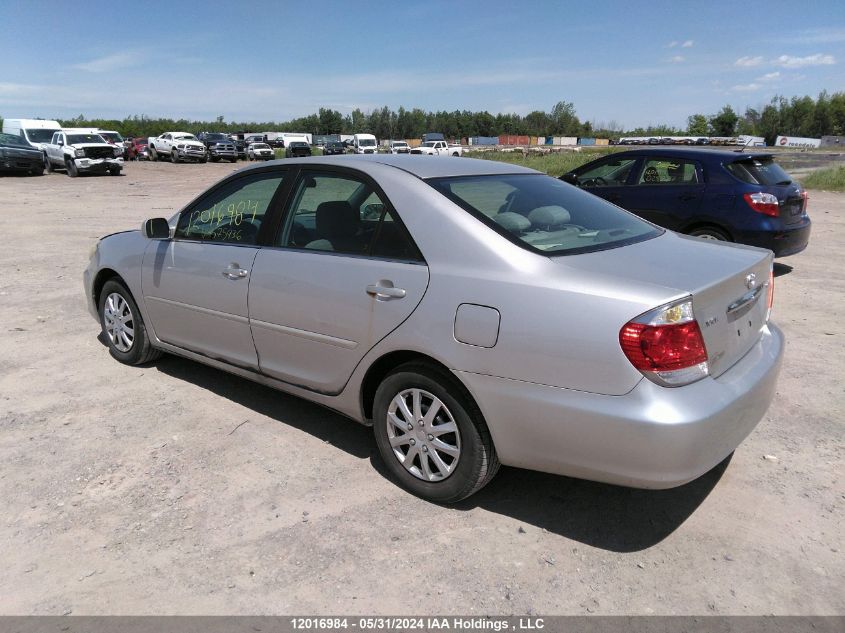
[579,138,596,146]
[595,138,609,146]
[545,136,554,145]
[405,138,421,148]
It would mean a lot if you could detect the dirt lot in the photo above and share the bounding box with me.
[0,161,842,615]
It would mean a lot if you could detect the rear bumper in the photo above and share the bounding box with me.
[456,322,784,489]
[736,217,811,257]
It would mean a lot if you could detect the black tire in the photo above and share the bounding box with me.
[210,157,218,163]
[109,167,121,176]
[149,146,158,161]
[44,153,53,173]
[230,157,237,163]
[689,226,730,241]
[30,165,44,176]
[373,362,499,503]
[66,159,78,177]
[98,279,162,365]
[171,149,179,163]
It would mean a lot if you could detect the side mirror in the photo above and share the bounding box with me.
[57,140,64,146]
[561,173,579,186]
[143,217,171,239]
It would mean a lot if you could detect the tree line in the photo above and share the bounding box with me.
[3,91,843,143]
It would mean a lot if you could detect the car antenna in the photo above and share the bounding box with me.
[734,136,752,153]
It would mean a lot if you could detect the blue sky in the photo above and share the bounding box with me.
[1,0,843,128]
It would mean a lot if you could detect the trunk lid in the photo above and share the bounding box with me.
[557,231,773,379]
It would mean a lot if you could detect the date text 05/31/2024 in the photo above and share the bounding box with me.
[290,617,546,631]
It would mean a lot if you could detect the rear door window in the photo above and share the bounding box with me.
[637,158,700,185]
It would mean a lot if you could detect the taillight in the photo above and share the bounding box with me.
[743,192,779,217]
[620,299,709,387]
[801,190,809,213]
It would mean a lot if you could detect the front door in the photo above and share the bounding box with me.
[141,170,288,369]
[249,169,429,394]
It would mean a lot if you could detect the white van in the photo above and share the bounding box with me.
[352,133,377,154]
[2,118,62,151]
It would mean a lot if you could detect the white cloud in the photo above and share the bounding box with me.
[667,41,678,48]
[72,51,146,73]
[731,83,762,92]
[734,56,764,67]
[681,40,694,48]
[775,53,835,68]
[758,71,781,81]
[669,55,685,63]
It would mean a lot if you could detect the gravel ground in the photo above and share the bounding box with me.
[0,160,842,615]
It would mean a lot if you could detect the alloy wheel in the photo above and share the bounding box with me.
[103,292,135,352]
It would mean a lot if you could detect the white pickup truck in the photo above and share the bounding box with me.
[43,129,123,177]
[409,140,464,156]
[147,132,207,163]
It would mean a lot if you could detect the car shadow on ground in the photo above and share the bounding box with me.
[152,353,727,553]
[774,262,793,277]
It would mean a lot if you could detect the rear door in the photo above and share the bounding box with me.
[141,169,288,369]
[249,168,429,394]
[620,156,705,230]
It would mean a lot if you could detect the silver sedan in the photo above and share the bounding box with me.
[84,155,783,502]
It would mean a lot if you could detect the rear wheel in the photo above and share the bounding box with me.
[689,226,730,241]
[98,279,162,365]
[373,362,499,503]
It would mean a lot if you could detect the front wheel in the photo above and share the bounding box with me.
[99,279,162,365]
[149,146,158,161]
[689,227,730,241]
[171,150,179,163]
[44,153,53,173]
[373,363,499,503]
[66,159,78,177]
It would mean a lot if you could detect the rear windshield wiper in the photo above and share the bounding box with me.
[776,179,792,185]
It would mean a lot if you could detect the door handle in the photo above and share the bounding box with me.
[366,281,406,299]
[222,263,249,279]
[679,193,698,201]
[604,193,621,202]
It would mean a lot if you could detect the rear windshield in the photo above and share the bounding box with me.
[726,157,793,185]
[428,174,662,255]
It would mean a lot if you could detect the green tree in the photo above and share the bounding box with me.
[687,114,708,135]
[708,105,739,136]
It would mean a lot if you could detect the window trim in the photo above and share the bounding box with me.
[574,156,642,187]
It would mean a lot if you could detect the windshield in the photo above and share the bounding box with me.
[393,142,408,147]
[421,142,436,147]
[358,138,376,146]
[99,132,123,143]
[174,134,197,141]
[0,133,33,147]
[726,157,794,186]
[253,143,270,149]
[67,134,106,144]
[206,133,227,141]
[25,128,59,143]
[428,174,662,256]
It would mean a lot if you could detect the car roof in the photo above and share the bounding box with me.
[257,155,540,179]
[610,147,774,162]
